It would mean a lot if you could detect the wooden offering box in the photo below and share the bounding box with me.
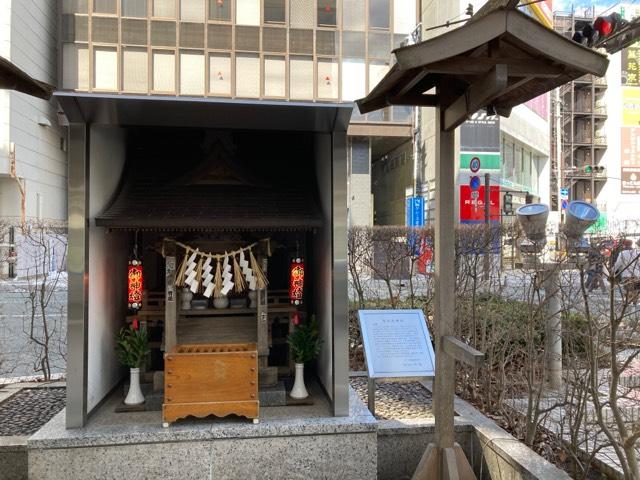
[162,342,259,426]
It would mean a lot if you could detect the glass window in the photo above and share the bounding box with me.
[368,60,388,93]
[264,56,286,97]
[92,17,119,43]
[236,0,260,25]
[289,29,313,54]
[209,0,231,21]
[209,52,231,95]
[122,47,148,92]
[317,0,336,27]
[122,0,147,17]
[370,0,390,29]
[151,21,176,46]
[368,32,391,58]
[208,24,232,50]
[94,0,116,14]
[343,0,365,31]
[122,19,147,45]
[62,14,89,42]
[342,31,365,57]
[62,43,89,89]
[153,50,175,91]
[180,51,205,95]
[316,30,338,56]
[341,58,365,101]
[235,53,260,97]
[290,55,313,99]
[351,138,370,174]
[180,22,204,48]
[317,58,338,99]
[94,47,118,90]
[393,0,416,34]
[63,0,88,14]
[180,0,205,21]
[264,0,285,23]
[236,26,260,51]
[392,105,412,122]
[290,0,314,28]
[263,27,287,53]
[153,0,176,17]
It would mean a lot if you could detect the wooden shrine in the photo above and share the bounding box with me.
[357,2,608,479]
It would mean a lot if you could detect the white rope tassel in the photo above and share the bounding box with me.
[221,253,234,296]
[239,250,256,291]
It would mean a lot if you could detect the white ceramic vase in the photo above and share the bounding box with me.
[124,367,145,405]
[290,363,308,399]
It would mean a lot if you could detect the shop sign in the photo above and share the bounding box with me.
[459,185,501,222]
[622,87,640,126]
[622,167,640,194]
[459,152,501,171]
[622,44,640,86]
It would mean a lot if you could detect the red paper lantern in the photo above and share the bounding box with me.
[128,259,143,310]
[289,258,304,305]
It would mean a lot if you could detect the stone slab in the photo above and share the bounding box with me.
[259,381,286,406]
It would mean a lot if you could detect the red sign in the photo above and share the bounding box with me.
[459,185,501,222]
[127,261,143,310]
[289,258,304,305]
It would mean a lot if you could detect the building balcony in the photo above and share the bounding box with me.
[574,74,607,87]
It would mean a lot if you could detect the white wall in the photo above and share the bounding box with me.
[2,0,67,222]
[87,126,128,412]
[313,133,333,398]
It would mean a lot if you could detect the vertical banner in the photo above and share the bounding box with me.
[622,43,640,193]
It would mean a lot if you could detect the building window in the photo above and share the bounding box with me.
[263,27,287,53]
[235,53,260,97]
[316,30,339,56]
[368,60,388,93]
[180,22,205,48]
[209,0,231,21]
[236,0,260,25]
[94,0,116,14]
[264,0,286,23]
[209,52,232,95]
[122,0,147,17]
[236,26,260,51]
[153,0,176,17]
[368,32,391,59]
[62,44,89,89]
[351,138,370,174]
[342,31,365,58]
[317,0,337,27]
[342,58,365,101]
[370,0,390,29]
[151,20,176,46]
[180,50,205,95]
[94,47,118,90]
[264,55,286,97]
[290,0,314,28]
[180,0,205,22]
[289,29,313,54]
[290,55,313,99]
[343,0,365,31]
[122,18,147,45]
[152,50,176,91]
[122,47,148,92]
[393,0,416,34]
[62,14,89,42]
[92,16,119,43]
[63,0,89,14]
[208,24,232,50]
[317,57,338,99]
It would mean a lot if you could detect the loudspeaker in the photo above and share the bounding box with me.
[516,203,549,242]
[564,201,599,239]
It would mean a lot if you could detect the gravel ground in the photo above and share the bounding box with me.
[0,387,66,436]
[350,377,433,420]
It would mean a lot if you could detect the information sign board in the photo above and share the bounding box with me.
[358,309,435,379]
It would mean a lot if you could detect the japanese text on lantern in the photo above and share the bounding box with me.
[128,260,143,309]
[289,258,304,305]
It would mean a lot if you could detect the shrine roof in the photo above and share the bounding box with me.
[357,8,608,130]
[0,56,54,100]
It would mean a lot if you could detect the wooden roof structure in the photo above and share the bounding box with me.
[0,56,53,100]
[356,7,608,131]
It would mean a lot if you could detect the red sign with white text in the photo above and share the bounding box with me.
[459,185,501,222]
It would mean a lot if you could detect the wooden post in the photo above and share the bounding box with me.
[164,239,177,354]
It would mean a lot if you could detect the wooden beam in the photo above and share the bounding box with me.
[386,93,439,107]
[442,336,485,369]
[425,57,564,78]
[444,64,508,131]
[396,68,431,97]
[164,239,177,354]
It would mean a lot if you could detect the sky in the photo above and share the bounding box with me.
[552,0,631,14]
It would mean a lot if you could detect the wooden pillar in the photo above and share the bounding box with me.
[164,239,177,354]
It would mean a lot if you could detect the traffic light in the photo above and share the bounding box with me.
[593,165,605,174]
[503,192,513,215]
[584,165,593,174]
[525,193,534,204]
[572,21,598,47]
[572,13,640,54]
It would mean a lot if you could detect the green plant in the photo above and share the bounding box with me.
[287,315,323,364]
[115,326,150,369]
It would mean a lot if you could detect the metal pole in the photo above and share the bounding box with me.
[543,267,563,390]
[434,105,456,449]
[484,173,491,281]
